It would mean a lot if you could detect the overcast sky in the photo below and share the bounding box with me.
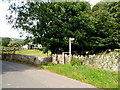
[0,0,101,39]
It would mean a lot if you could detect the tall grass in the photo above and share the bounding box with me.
[41,64,118,88]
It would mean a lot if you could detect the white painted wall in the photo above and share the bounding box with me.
[23,45,29,49]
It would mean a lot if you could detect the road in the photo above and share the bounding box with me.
[2,60,96,88]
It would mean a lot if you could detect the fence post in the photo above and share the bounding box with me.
[13,48,16,54]
[2,48,3,55]
[7,48,9,54]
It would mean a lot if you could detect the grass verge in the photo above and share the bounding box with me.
[41,64,118,88]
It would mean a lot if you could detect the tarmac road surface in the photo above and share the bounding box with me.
[2,60,97,88]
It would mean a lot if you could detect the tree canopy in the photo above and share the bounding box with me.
[2,37,12,47]
[8,40,21,47]
[91,1,120,53]
[6,1,120,54]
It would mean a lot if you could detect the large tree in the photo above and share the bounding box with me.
[7,1,94,54]
[6,1,119,54]
[92,1,120,53]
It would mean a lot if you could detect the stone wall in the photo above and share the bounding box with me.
[2,54,52,64]
[52,54,69,64]
[72,53,119,71]
[52,50,119,71]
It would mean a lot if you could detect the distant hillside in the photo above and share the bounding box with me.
[0,37,24,41]
[11,38,24,41]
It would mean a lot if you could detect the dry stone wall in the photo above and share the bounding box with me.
[52,50,119,71]
[72,53,119,71]
[3,54,52,64]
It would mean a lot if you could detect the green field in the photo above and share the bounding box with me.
[41,63,118,88]
[16,49,51,57]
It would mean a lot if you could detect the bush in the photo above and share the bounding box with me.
[41,62,57,66]
[70,58,83,66]
[47,62,57,66]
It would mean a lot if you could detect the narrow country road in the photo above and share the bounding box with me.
[2,60,96,88]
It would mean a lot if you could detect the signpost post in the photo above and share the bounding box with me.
[69,38,75,62]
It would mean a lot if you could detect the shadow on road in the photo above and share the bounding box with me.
[2,60,43,74]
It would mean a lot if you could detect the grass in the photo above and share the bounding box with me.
[1,46,14,49]
[41,64,118,88]
[15,49,51,57]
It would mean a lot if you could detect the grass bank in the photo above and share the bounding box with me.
[41,63,118,88]
[16,49,51,57]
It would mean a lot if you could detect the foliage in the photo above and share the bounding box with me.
[23,37,34,45]
[2,37,12,47]
[70,57,83,66]
[6,1,120,55]
[91,1,120,53]
[19,40,25,46]
[41,62,57,66]
[8,40,21,47]
[6,1,95,54]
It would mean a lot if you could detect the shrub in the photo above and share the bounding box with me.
[70,58,83,66]
[47,62,57,66]
[41,62,57,66]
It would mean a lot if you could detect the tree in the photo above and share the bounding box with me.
[7,1,119,55]
[7,1,94,54]
[8,40,21,48]
[2,37,11,47]
[91,1,120,53]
